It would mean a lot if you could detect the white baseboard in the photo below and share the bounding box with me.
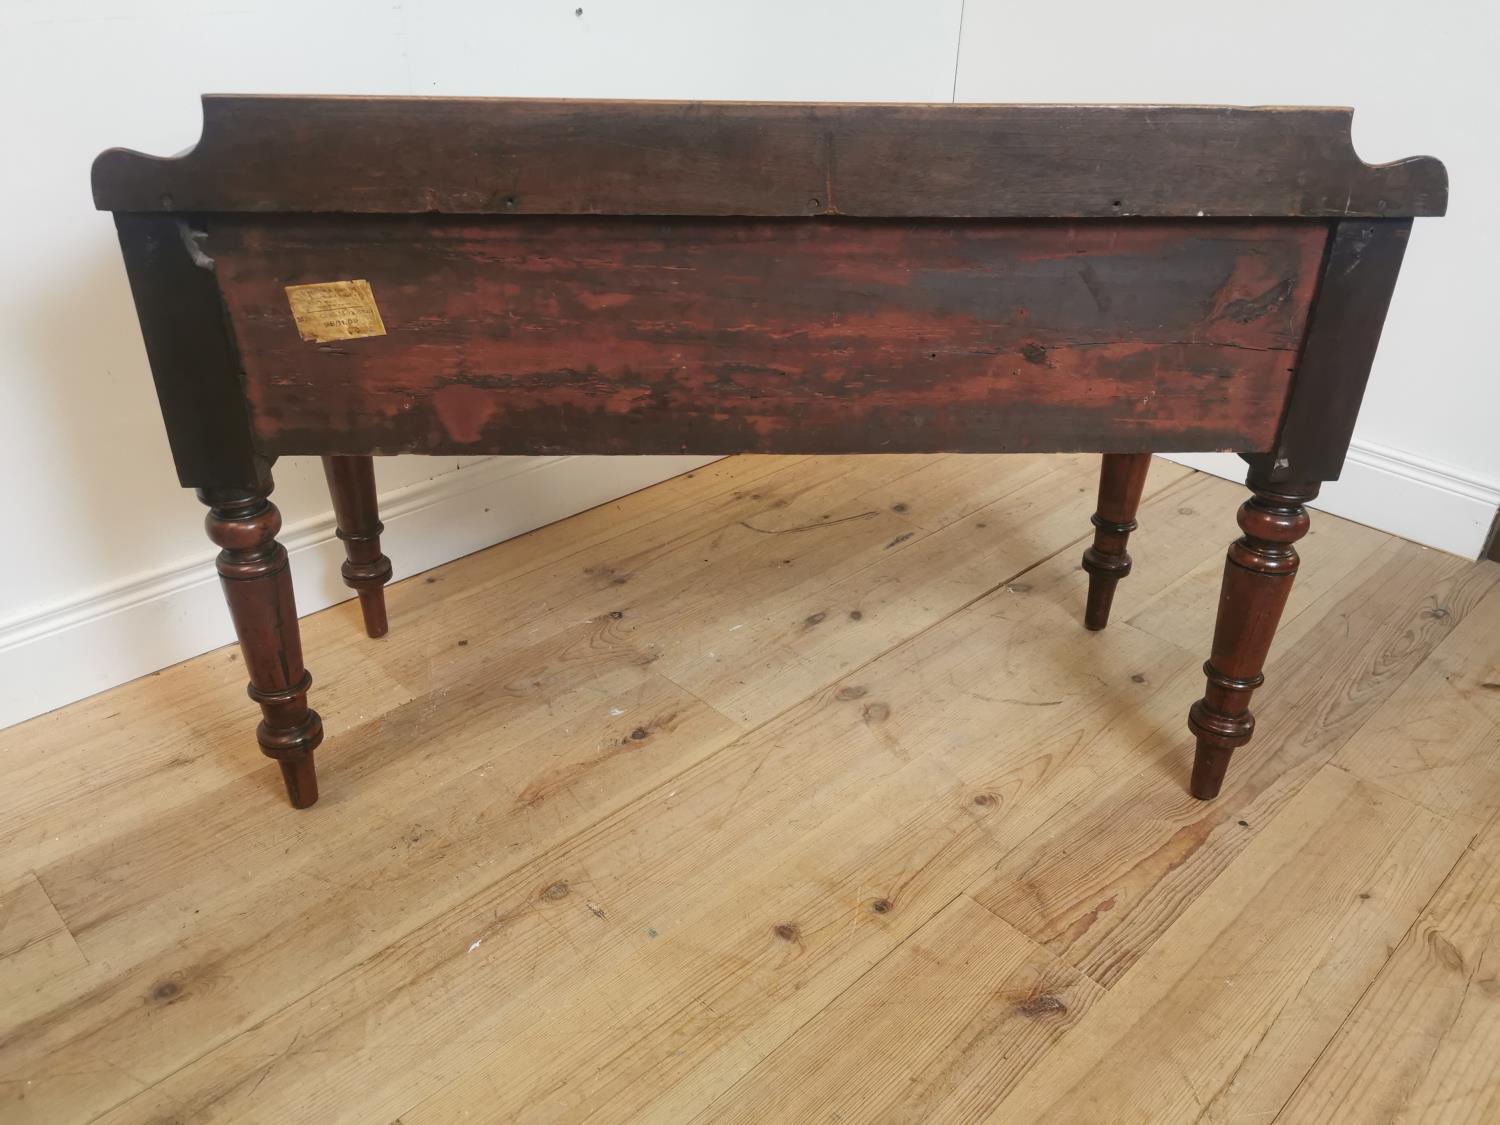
[1164,439,1499,559]
[0,454,715,730]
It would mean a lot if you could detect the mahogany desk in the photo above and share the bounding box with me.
[92,97,1447,809]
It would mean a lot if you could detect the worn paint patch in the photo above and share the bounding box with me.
[285,279,387,343]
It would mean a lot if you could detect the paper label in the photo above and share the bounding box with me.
[284,280,387,343]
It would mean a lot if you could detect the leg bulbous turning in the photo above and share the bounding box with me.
[1082,453,1152,630]
[202,484,324,808]
[322,455,392,638]
[1187,475,1319,799]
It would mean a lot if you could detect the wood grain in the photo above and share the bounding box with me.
[984,766,1474,1124]
[91,97,1448,218]
[1,458,1495,1124]
[695,895,1105,1124]
[7,460,1191,1124]
[1276,815,1500,1124]
[0,874,87,1005]
[210,216,1325,458]
[1331,574,1500,827]
[972,540,1499,989]
[336,527,1200,1125]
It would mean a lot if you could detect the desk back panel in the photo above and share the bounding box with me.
[209,216,1327,458]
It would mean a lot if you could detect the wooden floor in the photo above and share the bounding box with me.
[4,454,1498,1125]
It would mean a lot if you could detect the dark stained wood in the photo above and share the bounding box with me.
[1485,508,1500,563]
[209,216,1326,458]
[1246,219,1412,483]
[1081,453,1152,630]
[201,482,323,808]
[321,455,393,638]
[91,97,1447,219]
[113,213,267,491]
[92,98,1449,807]
[1187,472,1320,799]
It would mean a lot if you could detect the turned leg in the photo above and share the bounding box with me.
[1187,474,1319,799]
[1081,453,1152,630]
[202,483,325,808]
[322,454,393,638]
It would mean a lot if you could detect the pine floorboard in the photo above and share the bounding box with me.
[2,454,1496,1124]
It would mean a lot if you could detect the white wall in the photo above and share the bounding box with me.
[0,0,1492,729]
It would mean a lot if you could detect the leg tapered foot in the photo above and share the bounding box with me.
[277,751,320,809]
[1186,474,1319,799]
[1189,741,1234,800]
[322,455,392,638]
[1082,453,1152,630]
[202,481,324,809]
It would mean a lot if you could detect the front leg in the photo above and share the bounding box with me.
[1187,473,1318,799]
[201,482,324,808]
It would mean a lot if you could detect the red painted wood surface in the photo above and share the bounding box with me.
[210,217,1327,458]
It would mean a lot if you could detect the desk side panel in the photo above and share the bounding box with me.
[210,217,1326,457]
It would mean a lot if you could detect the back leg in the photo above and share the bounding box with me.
[322,455,393,638]
[1081,453,1152,630]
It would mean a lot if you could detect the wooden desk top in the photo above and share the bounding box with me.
[92,96,1447,219]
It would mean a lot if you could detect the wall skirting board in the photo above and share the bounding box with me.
[3,442,1492,731]
[1165,438,1500,560]
[0,454,714,731]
